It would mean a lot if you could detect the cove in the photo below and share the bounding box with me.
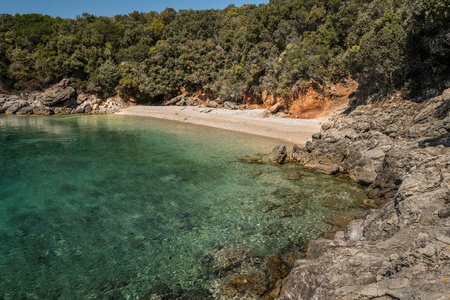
[0,114,367,299]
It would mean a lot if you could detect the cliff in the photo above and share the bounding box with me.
[278,88,450,299]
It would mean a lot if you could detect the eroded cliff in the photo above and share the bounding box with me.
[279,88,450,299]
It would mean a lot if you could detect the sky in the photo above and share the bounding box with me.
[2,0,270,19]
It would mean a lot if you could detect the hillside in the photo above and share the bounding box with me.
[1,0,449,109]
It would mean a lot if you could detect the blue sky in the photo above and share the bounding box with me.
[2,0,270,19]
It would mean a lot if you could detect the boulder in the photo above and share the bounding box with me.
[270,145,287,165]
[36,79,76,106]
[16,106,33,115]
[269,102,283,114]
[206,101,219,108]
[31,101,53,115]
[5,100,29,115]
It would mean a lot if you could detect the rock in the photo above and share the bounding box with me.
[224,101,238,110]
[277,88,450,300]
[269,102,282,114]
[261,109,271,118]
[163,95,184,106]
[74,99,95,114]
[98,98,124,114]
[213,267,269,299]
[0,95,23,113]
[5,100,29,114]
[270,145,287,165]
[16,106,33,115]
[265,256,289,280]
[325,213,354,230]
[438,208,450,218]
[285,172,300,180]
[345,219,365,241]
[209,246,255,272]
[264,279,283,299]
[238,156,265,164]
[176,99,186,106]
[53,107,73,115]
[36,79,76,106]
[185,99,195,106]
[206,101,219,108]
[223,274,267,296]
[31,101,53,115]
[245,170,263,177]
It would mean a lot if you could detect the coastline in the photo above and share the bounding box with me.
[116,105,324,145]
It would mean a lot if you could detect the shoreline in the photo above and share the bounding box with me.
[116,105,324,145]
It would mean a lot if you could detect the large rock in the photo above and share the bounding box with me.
[270,144,287,165]
[97,98,124,114]
[0,95,24,113]
[34,78,76,106]
[30,101,53,115]
[5,100,29,115]
[279,89,450,299]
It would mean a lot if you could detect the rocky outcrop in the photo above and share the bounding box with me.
[271,145,288,165]
[31,78,76,106]
[0,79,129,116]
[279,89,450,299]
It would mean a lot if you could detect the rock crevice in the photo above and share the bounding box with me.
[279,90,450,299]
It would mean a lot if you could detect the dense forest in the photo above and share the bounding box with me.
[0,0,449,102]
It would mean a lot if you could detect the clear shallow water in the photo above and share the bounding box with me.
[0,115,367,299]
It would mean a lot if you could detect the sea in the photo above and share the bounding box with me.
[0,114,367,299]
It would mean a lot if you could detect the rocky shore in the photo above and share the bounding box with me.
[276,89,450,299]
[3,78,449,299]
[0,79,125,116]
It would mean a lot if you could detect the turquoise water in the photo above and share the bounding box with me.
[0,115,367,299]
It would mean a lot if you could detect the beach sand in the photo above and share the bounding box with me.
[117,106,325,145]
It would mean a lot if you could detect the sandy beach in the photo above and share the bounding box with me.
[117,105,324,145]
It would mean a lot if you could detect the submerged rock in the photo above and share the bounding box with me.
[238,156,265,164]
[209,246,256,273]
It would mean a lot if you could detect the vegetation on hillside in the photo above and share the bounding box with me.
[0,0,449,101]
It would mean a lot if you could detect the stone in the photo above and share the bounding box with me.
[36,79,76,106]
[238,156,265,164]
[16,106,33,115]
[346,219,365,241]
[31,102,53,115]
[438,208,450,218]
[163,95,184,106]
[325,213,354,231]
[265,256,289,280]
[5,100,29,114]
[209,246,255,272]
[206,101,219,108]
[270,144,287,165]
[223,274,267,296]
[224,101,238,110]
[285,172,300,180]
[261,109,271,118]
[277,88,450,300]
[269,102,282,114]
